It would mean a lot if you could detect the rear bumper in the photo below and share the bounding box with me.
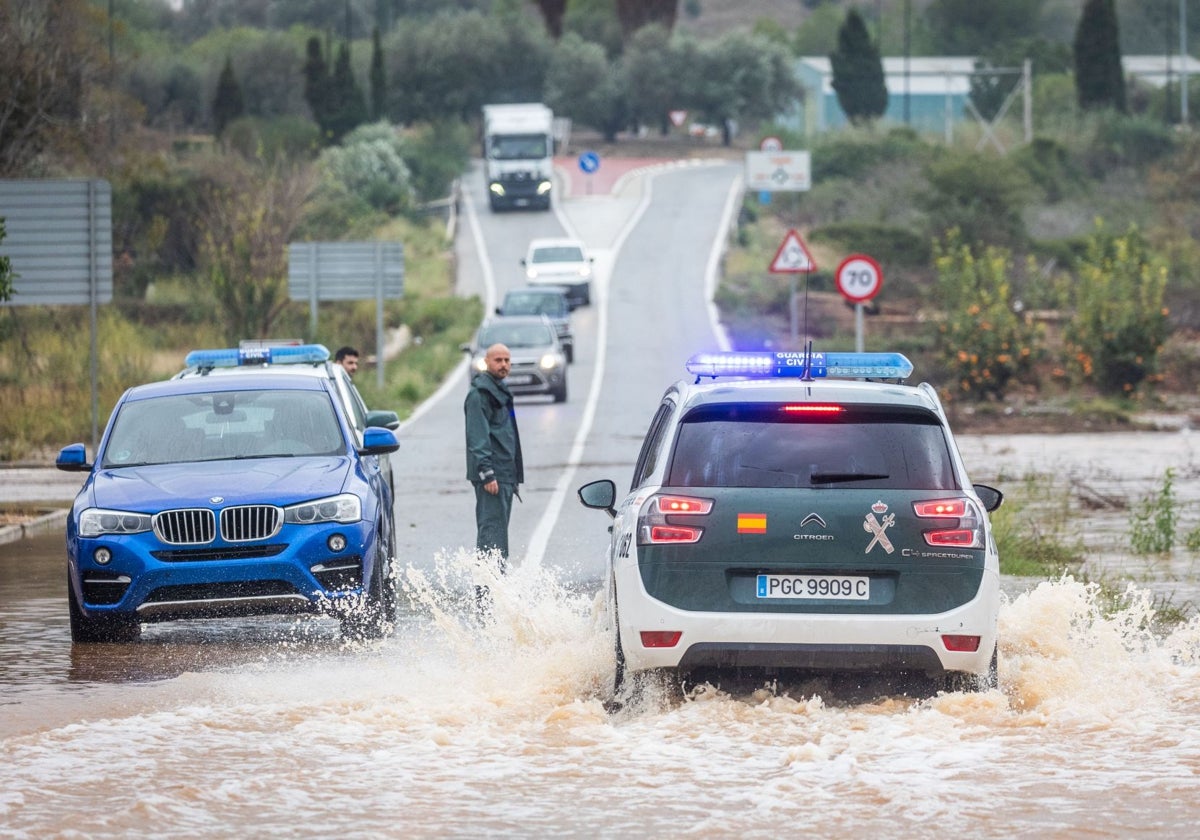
[615,563,1000,677]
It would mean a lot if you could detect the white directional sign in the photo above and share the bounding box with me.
[745,150,811,192]
[835,254,883,302]
[769,229,817,273]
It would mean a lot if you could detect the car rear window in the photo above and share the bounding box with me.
[665,404,957,490]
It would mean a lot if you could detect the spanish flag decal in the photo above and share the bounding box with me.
[737,513,767,534]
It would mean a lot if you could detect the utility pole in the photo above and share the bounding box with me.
[903,0,911,124]
[1183,0,1190,125]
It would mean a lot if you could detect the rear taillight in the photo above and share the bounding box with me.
[913,497,985,550]
[638,493,714,546]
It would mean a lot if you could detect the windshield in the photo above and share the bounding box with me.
[479,323,555,349]
[489,134,549,160]
[666,405,956,490]
[102,389,345,467]
[531,245,584,264]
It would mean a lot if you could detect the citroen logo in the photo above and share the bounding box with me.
[210,496,224,504]
[800,512,827,529]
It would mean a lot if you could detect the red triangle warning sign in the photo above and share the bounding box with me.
[769,229,817,273]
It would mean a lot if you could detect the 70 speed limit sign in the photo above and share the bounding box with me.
[835,254,883,303]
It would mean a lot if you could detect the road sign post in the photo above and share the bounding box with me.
[835,254,883,352]
[578,151,600,195]
[768,229,818,345]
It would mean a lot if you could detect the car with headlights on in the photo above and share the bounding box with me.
[496,286,574,363]
[578,350,1003,698]
[463,315,569,403]
[521,237,593,308]
[55,343,401,643]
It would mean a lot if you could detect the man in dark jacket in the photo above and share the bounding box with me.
[464,343,524,566]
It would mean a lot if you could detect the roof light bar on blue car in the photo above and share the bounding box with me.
[686,351,913,381]
[185,343,331,369]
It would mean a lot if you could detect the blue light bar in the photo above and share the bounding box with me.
[686,351,913,381]
[184,344,330,369]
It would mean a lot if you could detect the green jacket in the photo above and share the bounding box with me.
[464,371,524,485]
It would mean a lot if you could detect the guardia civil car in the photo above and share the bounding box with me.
[578,351,1003,696]
[56,344,401,643]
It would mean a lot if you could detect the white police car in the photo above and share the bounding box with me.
[578,351,1003,696]
[56,344,401,642]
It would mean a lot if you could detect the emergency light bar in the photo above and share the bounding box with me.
[184,343,330,369]
[686,351,913,381]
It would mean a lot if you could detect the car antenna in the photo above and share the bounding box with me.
[801,272,815,382]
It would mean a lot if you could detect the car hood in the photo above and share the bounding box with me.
[86,457,352,510]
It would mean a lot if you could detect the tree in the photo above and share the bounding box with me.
[534,0,567,38]
[0,218,14,302]
[303,36,332,138]
[614,0,677,40]
[369,27,387,122]
[0,0,99,176]
[545,33,626,141]
[830,10,887,126]
[211,55,245,137]
[198,159,315,342]
[674,31,799,147]
[623,25,678,134]
[326,41,368,143]
[926,0,1047,54]
[1075,0,1127,113]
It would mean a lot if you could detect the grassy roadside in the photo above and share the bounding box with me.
[0,213,479,462]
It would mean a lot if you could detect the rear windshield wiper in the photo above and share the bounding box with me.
[810,472,890,484]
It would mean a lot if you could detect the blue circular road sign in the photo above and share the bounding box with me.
[578,151,601,173]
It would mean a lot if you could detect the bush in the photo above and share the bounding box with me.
[1064,223,1169,395]
[931,231,1042,401]
[919,149,1035,249]
[317,121,416,215]
[809,222,931,267]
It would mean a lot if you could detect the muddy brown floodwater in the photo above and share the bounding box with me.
[2,431,1199,838]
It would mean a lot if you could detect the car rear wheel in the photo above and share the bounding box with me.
[564,343,574,364]
[943,645,998,693]
[67,573,140,643]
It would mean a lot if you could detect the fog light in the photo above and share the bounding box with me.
[327,534,347,552]
[93,547,112,565]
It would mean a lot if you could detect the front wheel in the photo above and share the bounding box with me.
[552,378,568,403]
[68,573,140,643]
[340,539,395,641]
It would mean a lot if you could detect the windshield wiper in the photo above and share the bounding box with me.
[810,472,890,484]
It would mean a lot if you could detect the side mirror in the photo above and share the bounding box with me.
[520,258,527,266]
[974,484,1003,512]
[366,409,401,431]
[359,427,400,455]
[578,479,617,519]
[56,443,92,472]
[460,342,472,353]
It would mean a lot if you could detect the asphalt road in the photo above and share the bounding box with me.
[395,157,743,586]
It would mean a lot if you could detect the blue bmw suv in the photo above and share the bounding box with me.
[56,344,401,642]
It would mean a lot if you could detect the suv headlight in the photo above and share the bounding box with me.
[283,494,361,525]
[79,508,153,537]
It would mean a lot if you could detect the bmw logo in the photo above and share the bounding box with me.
[210,496,224,504]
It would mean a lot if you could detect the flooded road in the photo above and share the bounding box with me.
[4,429,1200,837]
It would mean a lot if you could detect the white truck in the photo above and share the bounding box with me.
[481,103,554,211]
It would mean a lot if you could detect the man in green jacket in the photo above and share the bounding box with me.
[464,343,525,567]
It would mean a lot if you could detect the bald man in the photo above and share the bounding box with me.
[464,343,525,572]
